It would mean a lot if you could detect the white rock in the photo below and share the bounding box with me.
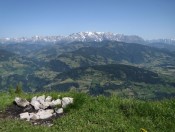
[31,97,41,110]
[56,108,63,114]
[62,97,73,108]
[50,99,61,107]
[20,112,29,120]
[39,102,50,109]
[45,109,54,113]
[29,113,39,120]
[31,96,37,101]
[37,95,45,104]
[37,95,45,100]
[38,113,53,120]
[36,95,51,109]
[45,96,52,102]
[34,123,37,125]
[36,109,54,119]
[15,97,29,107]
[54,99,62,105]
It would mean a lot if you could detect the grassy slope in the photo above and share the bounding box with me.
[0,92,175,132]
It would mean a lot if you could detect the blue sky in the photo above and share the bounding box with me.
[0,0,174,39]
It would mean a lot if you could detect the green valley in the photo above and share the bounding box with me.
[0,41,175,100]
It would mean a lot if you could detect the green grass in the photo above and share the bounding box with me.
[0,92,175,132]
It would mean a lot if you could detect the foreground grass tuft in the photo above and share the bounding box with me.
[0,92,175,132]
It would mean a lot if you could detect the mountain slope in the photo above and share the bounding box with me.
[0,48,50,92]
[47,64,175,100]
[56,64,162,83]
[0,49,15,61]
[53,41,175,69]
[0,43,50,56]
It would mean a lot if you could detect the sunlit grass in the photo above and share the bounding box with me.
[0,92,175,131]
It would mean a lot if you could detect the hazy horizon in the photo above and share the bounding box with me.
[0,0,174,39]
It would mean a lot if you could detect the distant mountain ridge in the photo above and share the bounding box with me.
[0,32,174,45]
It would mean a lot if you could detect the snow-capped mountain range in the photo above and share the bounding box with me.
[0,32,174,45]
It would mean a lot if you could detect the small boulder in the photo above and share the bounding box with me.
[37,95,45,100]
[37,95,45,104]
[50,99,61,107]
[62,97,73,108]
[56,108,63,114]
[45,109,54,113]
[20,112,30,120]
[15,97,29,107]
[45,96,52,102]
[39,102,50,109]
[36,95,51,109]
[31,96,37,101]
[29,113,39,120]
[36,109,54,119]
[31,96,41,110]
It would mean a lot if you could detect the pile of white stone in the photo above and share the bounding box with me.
[14,95,73,121]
